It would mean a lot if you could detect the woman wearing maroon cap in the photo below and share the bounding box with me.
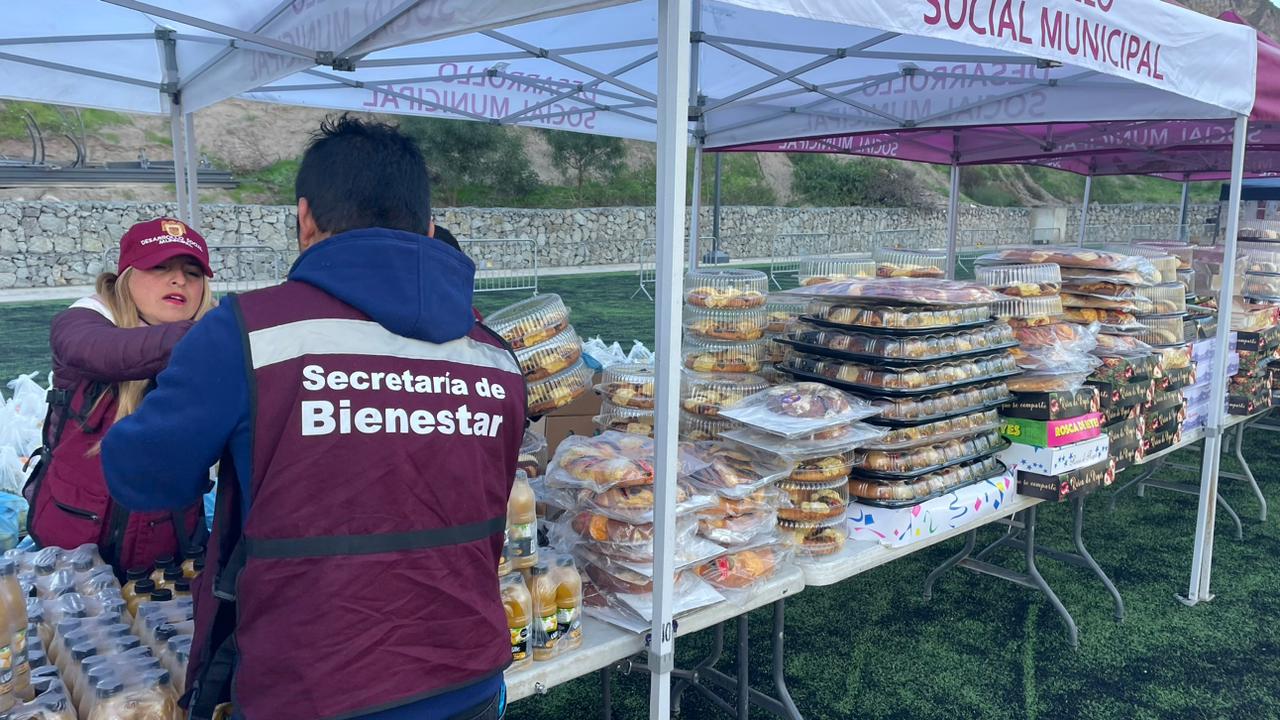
[25,217,215,574]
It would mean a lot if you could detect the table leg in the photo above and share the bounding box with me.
[1108,462,1160,512]
[974,519,1022,562]
[771,600,803,720]
[1073,495,1124,622]
[1022,505,1079,648]
[600,667,612,720]
[672,622,725,714]
[923,528,978,601]
[737,615,750,720]
[1235,423,1267,522]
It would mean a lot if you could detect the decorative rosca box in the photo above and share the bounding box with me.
[999,435,1109,477]
[846,472,1017,548]
[1000,387,1100,421]
[1001,413,1102,449]
[1017,457,1116,502]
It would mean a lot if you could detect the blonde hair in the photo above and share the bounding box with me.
[95,265,216,422]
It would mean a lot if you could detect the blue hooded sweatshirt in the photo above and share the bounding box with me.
[103,228,503,719]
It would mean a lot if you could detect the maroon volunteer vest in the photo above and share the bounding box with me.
[187,281,525,720]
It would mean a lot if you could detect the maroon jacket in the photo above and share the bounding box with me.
[27,299,203,571]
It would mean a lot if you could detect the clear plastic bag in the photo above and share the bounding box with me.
[1011,345,1103,373]
[545,432,658,492]
[720,424,888,459]
[718,382,881,438]
[575,481,717,525]
[695,542,790,602]
[681,442,794,498]
[978,246,1158,277]
[781,278,999,306]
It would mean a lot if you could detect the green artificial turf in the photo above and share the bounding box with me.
[3,269,1278,720]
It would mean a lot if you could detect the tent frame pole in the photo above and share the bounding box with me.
[945,161,960,279]
[169,104,188,224]
[1078,175,1093,247]
[690,143,703,271]
[1178,178,1191,241]
[184,112,200,229]
[651,1,693,718]
[1184,114,1249,607]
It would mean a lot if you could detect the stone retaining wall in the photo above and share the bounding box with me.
[0,200,1218,289]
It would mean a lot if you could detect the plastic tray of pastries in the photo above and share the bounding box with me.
[1135,242,1194,270]
[597,363,656,409]
[488,293,571,350]
[803,299,993,334]
[1239,240,1280,274]
[777,478,849,522]
[515,326,584,381]
[991,295,1064,327]
[527,359,593,415]
[874,247,946,278]
[975,263,1062,297]
[765,334,788,364]
[1135,282,1188,315]
[1135,315,1185,347]
[798,255,876,286]
[865,382,1013,426]
[780,321,1016,365]
[764,295,811,333]
[1103,245,1179,283]
[682,337,767,374]
[683,306,768,342]
[850,429,1006,478]
[684,268,768,309]
[1012,321,1097,352]
[679,410,743,441]
[788,277,999,306]
[680,372,770,417]
[777,517,848,558]
[1061,292,1151,314]
[787,450,858,483]
[1244,272,1280,301]
[1063,307,1141,330]
[848,456,1007,509]
[779,348,1020,395]
[861,409,1002,450]
[1092,332,1153,358]
[594,403,655,437]
[977,246,1156,273]
[1176,268,1195,295]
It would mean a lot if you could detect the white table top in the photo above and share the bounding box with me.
[801,495,1042,587]
[506,564,805,702]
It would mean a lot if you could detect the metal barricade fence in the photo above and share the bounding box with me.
[633,239,656,300]
[768,233,832,289]
[101,244,287,295]
[1125,223,1220,245]
[460,238,539,294]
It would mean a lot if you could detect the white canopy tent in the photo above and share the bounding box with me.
[0,1,1259,716]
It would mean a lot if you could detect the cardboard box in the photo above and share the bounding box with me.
[1229,394,1273,416]
[1001,387,1100,421]
[1235,350,1273,377]
[1141,426,1182,456]
[1090,379,1153,409]
[1017,457,1116,502]
[1001,412,1102,448]
[999,435,1110,476]
[1090,355,1158,385]
[1157,365,1197,393]
[1181,382,1213,408]
[847,471,1017,548]
[541,375,604,454]
[1102,402,1140,426]
[1191,335,1239,364]
[1106,414,1141,448]
[1234,324,1280,353]
[1111,440,1140,472]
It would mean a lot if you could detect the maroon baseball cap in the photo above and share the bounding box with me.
[117,218,213,277]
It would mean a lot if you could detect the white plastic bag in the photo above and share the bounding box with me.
[626,341,654,365]
[6,373,46,422]
[0,447,24,496]
[581,336,629,370]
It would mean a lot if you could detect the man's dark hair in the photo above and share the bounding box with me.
[296,115,431,236]
[432,225,461,252]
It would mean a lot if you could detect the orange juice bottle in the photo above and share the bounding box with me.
[528,562,559,661]
[498,530,512,577]
[500,574,532,669]
[0,559,30,701]
[551,555,583,652]
[507,472,538,570]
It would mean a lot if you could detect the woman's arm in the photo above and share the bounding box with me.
[51,307,194,383]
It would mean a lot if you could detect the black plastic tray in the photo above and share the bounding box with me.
[798,315,994,336]
[777,362,1022,397]
[848,439,1010,481]
[775,336,1018,367]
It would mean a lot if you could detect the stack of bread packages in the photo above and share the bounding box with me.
[1229,238,1280,417]
[767,278,1016,540]
[488,294,590,419]
[8,543,197,720]
[680,269,771,441]
[541,432,728,630]
[717,382,884,562]
[594,363,657,438]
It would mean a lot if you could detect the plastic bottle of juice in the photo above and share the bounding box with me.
[551,555,583,652]
[181,546,204,579]
[149,557,176,586]
[527,562,559,661]
[499,574,532,669]
[159,567,185,592]
[508,472,538,570]
[498,523,513,577]
[0,559,31,701]
[126,580,156,617]
[0,559,16,712]
[173,578,192,598]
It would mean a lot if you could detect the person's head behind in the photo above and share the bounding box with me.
[96,217,217,420]
[295,115,433,252]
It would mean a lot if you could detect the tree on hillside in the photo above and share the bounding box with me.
[546,131,625,192]
[789,154,918,207]
[399,117,538,206]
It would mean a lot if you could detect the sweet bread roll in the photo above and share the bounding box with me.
[697,547,779,589]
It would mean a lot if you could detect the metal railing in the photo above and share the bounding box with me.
[102,244,286,295]
[461,238,539,294]
[767,232,833,289]
[633,239,656,300]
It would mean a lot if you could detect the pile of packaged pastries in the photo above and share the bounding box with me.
[487,238,1280,649]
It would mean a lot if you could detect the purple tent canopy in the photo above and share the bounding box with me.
[715,11,1280,181]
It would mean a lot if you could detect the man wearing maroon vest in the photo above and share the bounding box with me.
[103,116,525,720]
